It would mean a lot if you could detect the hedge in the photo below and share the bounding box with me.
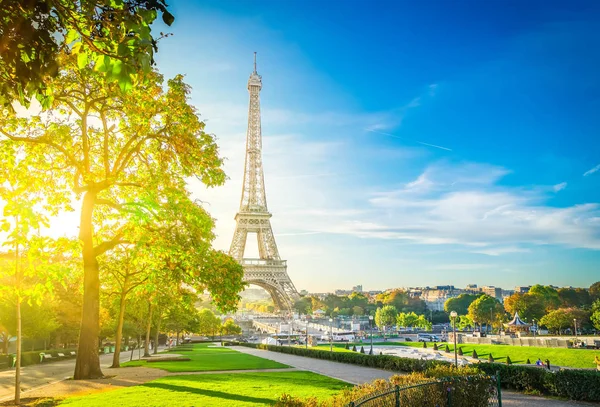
[233,342,600,402]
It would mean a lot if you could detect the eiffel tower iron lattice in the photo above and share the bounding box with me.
[229,53,300,311]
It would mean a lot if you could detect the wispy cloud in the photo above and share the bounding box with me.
[366,129,453,151]
[472,246,532,256]
[553,182,567,192]
[584,164,600,177]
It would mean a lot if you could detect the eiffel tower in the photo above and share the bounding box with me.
[229,53,299,311]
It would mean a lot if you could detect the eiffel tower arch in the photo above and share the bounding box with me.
[229,53,300,311]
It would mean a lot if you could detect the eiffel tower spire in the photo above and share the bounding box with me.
[229,54,299,310]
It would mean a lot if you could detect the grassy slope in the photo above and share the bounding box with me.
[357,341,600,368]
[122,343,288,372]
[309,341,600,368]
[58,371,350,407]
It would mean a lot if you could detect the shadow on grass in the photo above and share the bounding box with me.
[142,382,275,404]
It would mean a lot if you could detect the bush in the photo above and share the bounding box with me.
[422,341,427,348]
[458,347,463,356]
[472,349,478,359]
[237,342,600,403]
[526,358,531,364]
[506,356,512,365]
[360,346,365,354]
[488,353,494,363]
[352,345,357,352]
[433,343,438,350]
[445,345,450,353]
[344,343,349,350]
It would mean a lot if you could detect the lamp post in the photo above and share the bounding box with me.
[450,311,458,368]
[532,319,536,339]
[305,318,308,349]
[573,318,578,346]
[329,318,333,352]
[369,315,374,355]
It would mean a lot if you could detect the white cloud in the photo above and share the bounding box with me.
[584,164,600,177]
[553,182,567,192]
[471,246,532,256]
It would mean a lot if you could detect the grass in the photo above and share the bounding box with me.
[307,341,600,369]
[57,371,351,406]
[122,343,289,372]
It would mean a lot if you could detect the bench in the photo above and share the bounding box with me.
[70,351,76,357]
[41,354,56,362]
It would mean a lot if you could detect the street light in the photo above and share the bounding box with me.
[450,311,458,368]
[369,315,374,355]
[532,319,536,339]
[305,318,309,349]
[329,318,333,352]
[573,318,578,346]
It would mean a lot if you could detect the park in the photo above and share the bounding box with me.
[1,0,600,406]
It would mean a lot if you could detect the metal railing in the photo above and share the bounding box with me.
[347,373,501,407]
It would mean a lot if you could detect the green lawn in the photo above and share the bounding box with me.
[377,341,599,369]
[122,343,288,372]
[57,371,350,406]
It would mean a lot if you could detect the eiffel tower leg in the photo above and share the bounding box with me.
[229,226,248,262]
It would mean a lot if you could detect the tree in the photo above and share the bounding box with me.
[591,300,600,331]
[375,305,398,334]
[557,288,591,309]
[539,308,590,334]
[0,56,226,379]
[456,315,474,330]
[396,312,419,328]
[590,282,600,302]
[0,0,174,107]
[504,292,546,322]
[293,297,312,316]
[197,309,221,339]
[221,319,242,336]
[529,285,561,312]
[352,306,364,316]
[444,294,479,315]
[467,295,505,331]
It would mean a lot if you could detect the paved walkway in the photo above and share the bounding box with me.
[232,346,593,406]
[0,350,142,402]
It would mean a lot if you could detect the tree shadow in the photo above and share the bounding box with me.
[142,382,275,404]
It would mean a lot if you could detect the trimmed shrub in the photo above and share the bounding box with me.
[458,347,463,356]
[344,343,349,350]
[433,343,438,350]
[352,345,357,352]
[526,358,531,364]
[506,356,512,365]
[379,351,383,355]
[422,341,427,348]
[360,346,365,354]
[472,349,478,359]
[445,345,450,353]
[488,353,494,363]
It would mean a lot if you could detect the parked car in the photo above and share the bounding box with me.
[417,333,441,342]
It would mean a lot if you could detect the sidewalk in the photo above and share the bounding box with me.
[0,349,145,402]
[232,346,593,407]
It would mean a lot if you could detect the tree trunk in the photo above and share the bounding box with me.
[111,288,128,368]
[144,303,153,357]
[15,298,21,404]
[153,315,162,355]
[74,192,103,380]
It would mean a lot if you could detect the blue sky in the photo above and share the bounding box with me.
[149,0,600,292]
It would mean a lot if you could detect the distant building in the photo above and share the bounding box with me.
[501,289,515,302]
[481,286,503,300]
[352,285,363,293]
[334,289,352,296]
[465,284,478,292]
[514,286,531,294]
[421,287,462,311]
[299,289,309,296]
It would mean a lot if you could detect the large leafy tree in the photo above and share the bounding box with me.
[444,294,480,315]
[557,287,591,309]
[467,295,505,331]
[375,305,398,331]
[0,56,226,379]
[503,292,547,322]
[539,308,590,334]
[0,0,174,108]
[529,285,561,312]
[590,282,600,302]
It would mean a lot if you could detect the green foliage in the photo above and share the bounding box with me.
[352,345,357,352]
[458,347,463,356]
[506,355,512,365]
[444,294,480,315]
[375,305,397,329]
[590,282,600,301]
[359,346,365,354]
[422,341,427,348]
[221,319,242,336]
[467,294,506,329]
[591,299,600,330]
[445,345,450,353]
[488,353,494,362]
[503,292,547,321]
[293,297,313,315]
[472,349,478,359]
[344,343,349,350]
[376,289,426,314]
[433,343,438,351]
[396,312,432,330]
[539,308,590,334]
[478,363,600,402]
[0,0,175,107]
